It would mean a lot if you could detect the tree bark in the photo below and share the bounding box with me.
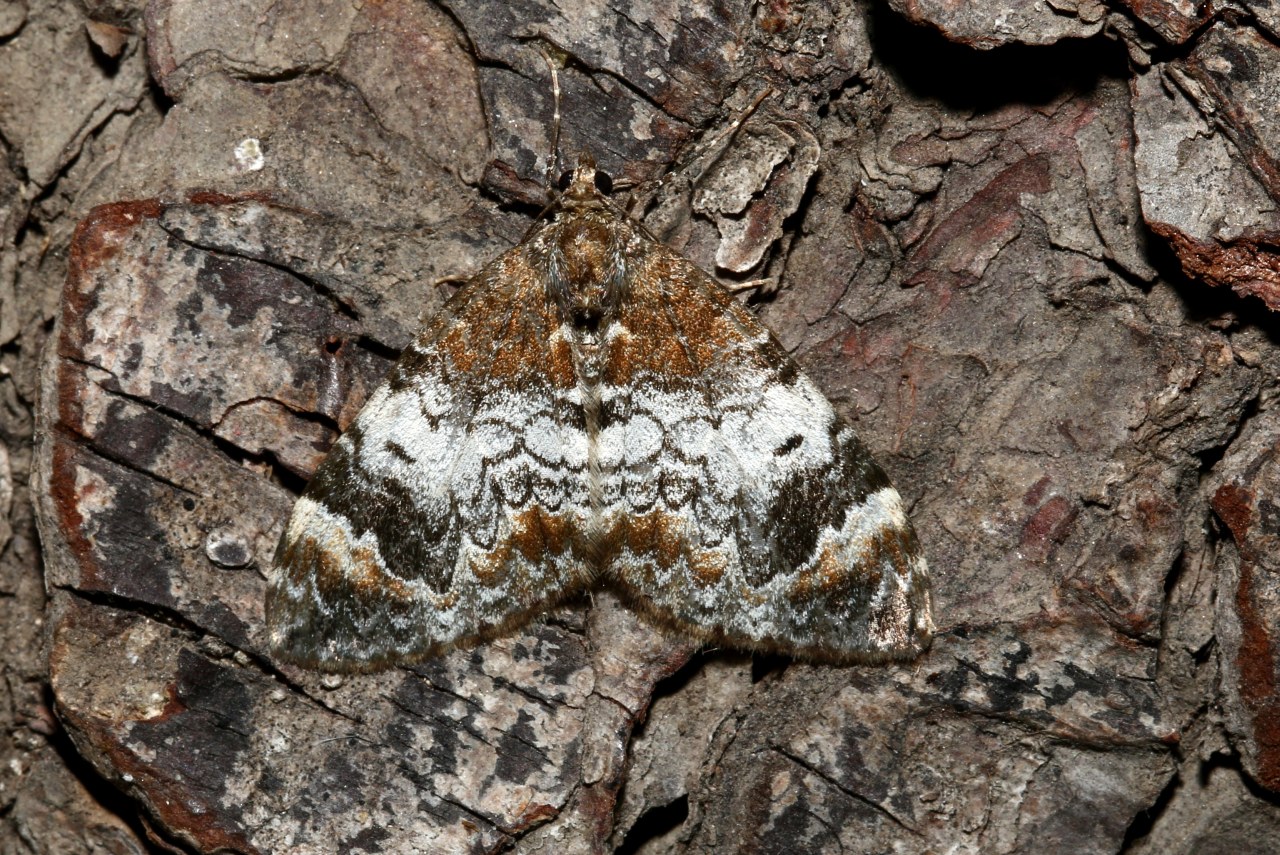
[4,1,1280,853]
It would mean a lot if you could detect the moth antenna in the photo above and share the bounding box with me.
[540,47,564,199]
[627,85,775,219]
[698,85,773,162]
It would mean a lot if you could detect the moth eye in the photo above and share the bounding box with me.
[593,170,614,195]
[557,170,574,191]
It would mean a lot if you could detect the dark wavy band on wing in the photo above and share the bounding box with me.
[266,251,595,670]
[596,243,932,661]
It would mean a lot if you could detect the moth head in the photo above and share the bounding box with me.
[555,151,613,210]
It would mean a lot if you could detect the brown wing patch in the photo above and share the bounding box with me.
[432,256,577,389]
[786,540,884,604]
[603,252,766,384]
[279,529,416,606]
[607,510,730,589]
[468,508,584,586]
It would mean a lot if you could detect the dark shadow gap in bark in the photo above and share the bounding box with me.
[615,794,689,855]
[353,333,401,364]
[1119,766,1181,852]
[751,651,791,683]
[1140,215,1280,348]
[1197,392,1261,475]
[145,75,174,116]
[1200,750,1280,807]
[629,649,716,742]
[868,1,1131,111]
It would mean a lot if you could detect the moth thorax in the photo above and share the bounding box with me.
[554,217,624,338]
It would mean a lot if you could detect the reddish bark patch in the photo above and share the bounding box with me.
[1151,222,1280,312]
[1214,478,1280,789]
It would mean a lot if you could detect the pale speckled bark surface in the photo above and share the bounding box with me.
[4,1,1280,853]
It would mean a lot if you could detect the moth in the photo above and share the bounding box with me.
[265,154,933,671]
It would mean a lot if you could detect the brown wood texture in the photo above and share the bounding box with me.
[4,0,1280,853]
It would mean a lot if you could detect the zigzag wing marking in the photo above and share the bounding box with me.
[598,242,933,661]
[266,250,593,671]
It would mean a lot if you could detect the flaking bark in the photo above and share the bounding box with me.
[4,1,1280,853]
